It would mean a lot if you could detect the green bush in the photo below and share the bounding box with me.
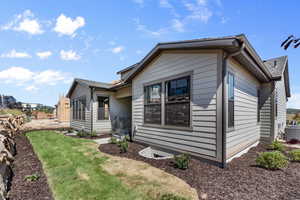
[117,139,129,153]
[24,173,40,182]
[77,130,87,138]
[174,154,190,170]
[256,151,288,170]
[110,137,118,144]
[269,140,285,152]
[160,193,188,200]
[289,149,300,162]
[90,131,97,137]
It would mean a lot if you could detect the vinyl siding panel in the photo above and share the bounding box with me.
[274,74,287,138]
[260,83,273,140]
[132,52,220,161]
[69,83,92,133]
[226,58,261,160]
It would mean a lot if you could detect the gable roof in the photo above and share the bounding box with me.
[122,34,273,83]
[66,78,114,98]
[263,56,287,79]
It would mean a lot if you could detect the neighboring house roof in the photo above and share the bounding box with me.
[122,34,273,83]
[66,78,114,98]
[264,56,287,79]
[264,56,291,97]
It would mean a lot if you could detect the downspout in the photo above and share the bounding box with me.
[90,87,95,133]
[221,42,245,168]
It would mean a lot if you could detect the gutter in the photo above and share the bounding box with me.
[221,42,245,168]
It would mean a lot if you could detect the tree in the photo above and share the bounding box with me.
[281,35,300,50]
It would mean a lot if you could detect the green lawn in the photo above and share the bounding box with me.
[26,130,147,200]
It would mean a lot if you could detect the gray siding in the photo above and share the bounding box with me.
[226,58,261,160]
[70,83,92,132]
[93,89,131,134]
[274,74,287,138]
[260,83,273,140]
[132,51,221,161]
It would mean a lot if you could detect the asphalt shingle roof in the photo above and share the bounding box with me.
[263,56,288,78]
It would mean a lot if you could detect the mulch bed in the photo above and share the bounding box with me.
[8,134,53,200]
[67,133,112,140]
[99,142,300,200]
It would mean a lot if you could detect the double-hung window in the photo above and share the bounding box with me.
[97,96,110,120]
[228,72,235,128]
[165,76,190,127]
[71,96,86,121]
[144,84,162,124]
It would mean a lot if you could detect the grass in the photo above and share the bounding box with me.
[0,109,23,116]
[26,130,149,200]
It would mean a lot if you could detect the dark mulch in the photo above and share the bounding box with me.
[100,142,300,200]
[8,134,53,200]
[68,133,112,139]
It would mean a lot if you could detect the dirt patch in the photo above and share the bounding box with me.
[8,134,53,200]
[101,151,198,200]
[99,142,300,200]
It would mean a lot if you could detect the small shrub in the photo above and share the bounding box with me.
[24,173,40,182]
[77,130,87,138]
[117,139,129,153]
[90,131,97,137]
[174,153,190,170]
[289,149,300,162]
[269,140,285,152]
[256,151,288,170]
[110,137,118,144]
[160,193,188,200]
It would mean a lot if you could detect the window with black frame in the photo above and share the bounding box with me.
[228,72,235,128]
[165,76,190,127]
[144,83,161,124]
[97,96,109,120]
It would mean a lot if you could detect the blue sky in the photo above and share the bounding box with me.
[0,0,299,107]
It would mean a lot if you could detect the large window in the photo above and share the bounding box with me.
[71,96,86,121]
[228,72,234,128]
[143,75,191,128]
[165,76,190,127]
[144,84,161,124]
[97,96,110,120]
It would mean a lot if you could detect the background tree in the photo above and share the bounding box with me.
[281,35,300,50]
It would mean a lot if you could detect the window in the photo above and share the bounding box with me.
[71,96,86,120]
[165,76,190,127]
[257,89,260,123]
[228,72,234,128]
[275,90,278,118]
[97,96,109,120]
[144,84,161,124]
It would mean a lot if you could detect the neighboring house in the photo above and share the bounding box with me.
[66,34,291,167]
[55,96,70,122]
[0,95,16,108]
[21,103,42,110]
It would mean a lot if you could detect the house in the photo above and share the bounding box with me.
[66,34,290,167]
[55,96,70,122]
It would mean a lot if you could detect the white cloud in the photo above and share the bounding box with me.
[36,51,52,59]
[132,0,144,5]
[54,14,85,37]
[111,46,124,54]
[184,1,213,23]
[134,18,167,37]
[33,70,66,85]
[60,50,81,61]
[288,93,300,109]
[2,10,43,35]
[160,0,172,8]
[172,19,185,32]
[25,85,38,91]
[0,67,34,83]
[0,66,72,87]
[1,49,31,58]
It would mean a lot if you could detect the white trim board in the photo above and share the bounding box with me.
[226,141,260,163]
